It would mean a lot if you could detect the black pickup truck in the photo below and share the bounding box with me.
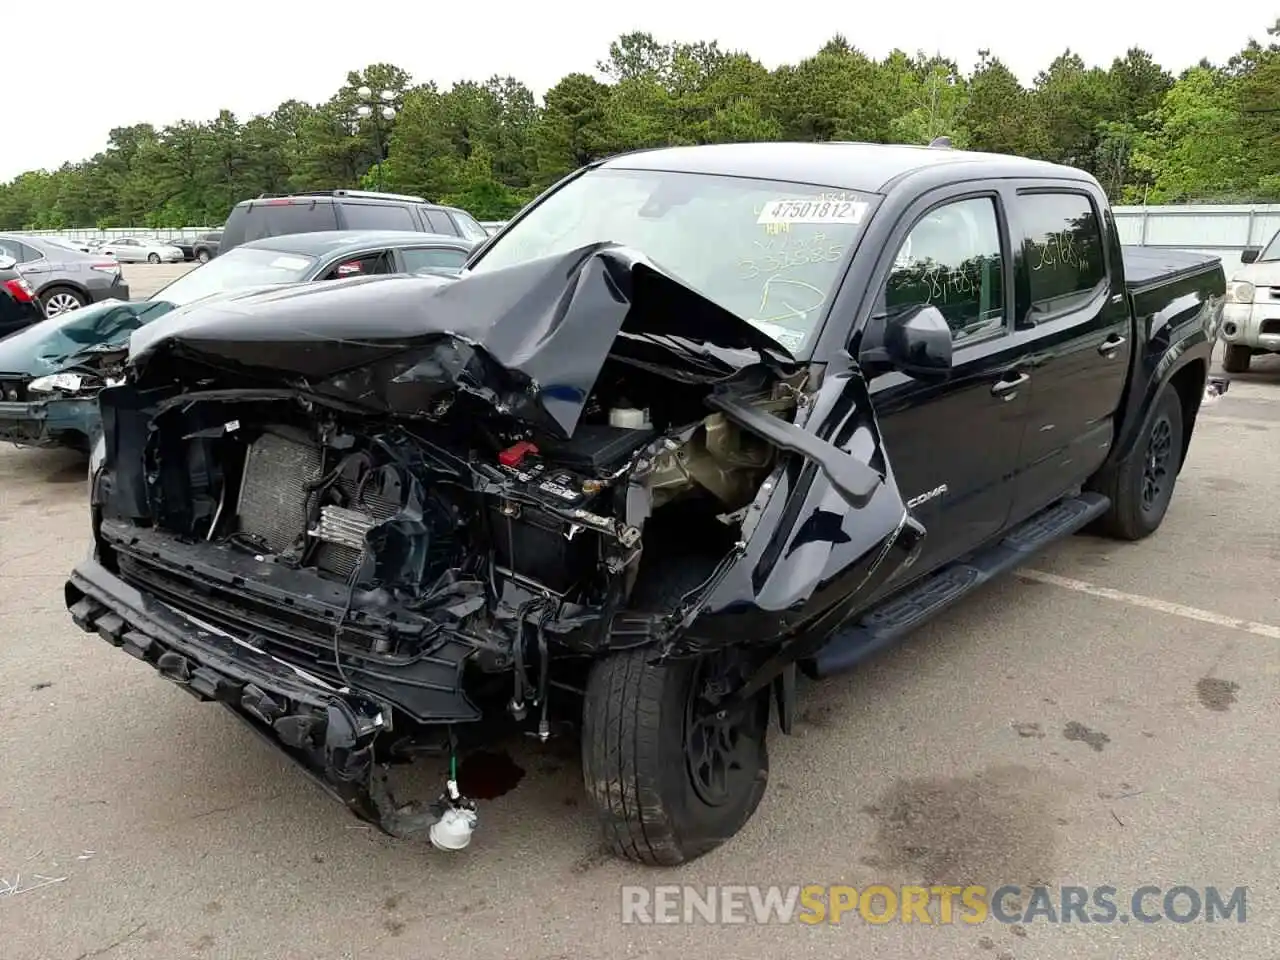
[65,143,1225,866]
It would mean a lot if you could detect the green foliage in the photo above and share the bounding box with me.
[4,25,1280,230]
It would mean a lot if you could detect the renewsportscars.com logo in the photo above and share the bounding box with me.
[620,885,1248,925]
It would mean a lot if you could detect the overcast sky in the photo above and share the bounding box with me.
[3,2,1271,181]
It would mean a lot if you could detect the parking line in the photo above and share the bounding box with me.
[1018,569,1280,640]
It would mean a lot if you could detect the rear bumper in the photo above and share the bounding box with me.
[0,397,97,447]
[64,556,444,838]
[89,284,130,303]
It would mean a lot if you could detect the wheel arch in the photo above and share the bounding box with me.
[1168,357,1207,474]
[37,280,91,303]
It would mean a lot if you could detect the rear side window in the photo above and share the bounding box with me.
[400,246,470,274]
[423,210,458,235]
[318,251,395,280]
[449,210,489,242]
[221,201,339,251]
[340,203,416,231]
[1018,192,1107,318]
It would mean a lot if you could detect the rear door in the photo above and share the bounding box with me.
[1005,185,1132,524]
[862,185,1029,577]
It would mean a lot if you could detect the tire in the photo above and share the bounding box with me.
[147,253,161,264]
[40,286,87,317]
[1222,344,1251,374]
[1093,388,1185,541]
[196,249,211,263]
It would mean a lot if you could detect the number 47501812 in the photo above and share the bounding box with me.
[757,199,868,226]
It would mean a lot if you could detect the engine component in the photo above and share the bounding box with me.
[236,427,322,554]
[314,505,377,553]
[608,406,651,430]
[648,413,777,511]
[537,423,655,475]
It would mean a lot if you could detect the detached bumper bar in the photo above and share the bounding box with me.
[0,397,97,447]
[65,558,440,839]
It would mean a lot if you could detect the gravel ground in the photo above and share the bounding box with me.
[1,287,1278,958]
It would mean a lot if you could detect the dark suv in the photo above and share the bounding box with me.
[218,191,489,255]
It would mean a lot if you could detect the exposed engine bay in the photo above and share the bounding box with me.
[94,356,805,728]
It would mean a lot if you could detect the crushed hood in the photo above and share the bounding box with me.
[127,244,795,438]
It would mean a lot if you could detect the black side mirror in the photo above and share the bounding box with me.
[881,304,953,379]
[1240,248,1260,265]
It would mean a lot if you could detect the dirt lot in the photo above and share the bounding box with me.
[2,290,1278,957]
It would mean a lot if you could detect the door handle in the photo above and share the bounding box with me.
[1098,335,1126,358]
[991,373,1030,399]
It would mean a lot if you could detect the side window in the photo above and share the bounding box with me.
[449,210,490,242]
[340,203,415,231]
[400,246,470,274]
[319,251,394,281]
[883,197,1006,343]
[0,238,24,261]
[20,243,44,263]
[1018,192,1107,318]
[423,210,458,235]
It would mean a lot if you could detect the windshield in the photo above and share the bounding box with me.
[148,246,318,306]
[1260,231,1280,262]
[467,168,876,354]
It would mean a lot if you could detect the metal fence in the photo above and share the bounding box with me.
[1112,204,1279,276]
[15,227,218,242]
[9,206,1279,272]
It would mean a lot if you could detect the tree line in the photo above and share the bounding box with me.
[2,23,1278,231]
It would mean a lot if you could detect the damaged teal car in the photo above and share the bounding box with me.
[0,299,170,450]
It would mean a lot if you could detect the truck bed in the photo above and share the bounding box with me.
[1122,246,1222,294]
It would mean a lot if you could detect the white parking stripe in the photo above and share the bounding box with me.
[1018,569,1280,641]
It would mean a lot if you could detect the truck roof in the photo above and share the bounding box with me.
[600,141,1086,195]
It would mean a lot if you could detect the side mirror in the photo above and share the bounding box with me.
[1240,248,1260,265]
[0,255,15,271]
[883,304,953,379]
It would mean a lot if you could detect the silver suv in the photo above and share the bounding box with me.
[1221,232,1280,373]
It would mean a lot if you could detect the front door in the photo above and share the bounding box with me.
[862,189,1031,578]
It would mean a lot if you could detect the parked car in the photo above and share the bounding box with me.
[166,237,196,261]
[0,234,130,316]
[0,254,43,340]
[192,231,222,263]
[218,190,489,256]
[65,142,1224,866]
[96,236,185,263]
[1219,231,1280,372]
[0,230,476,450]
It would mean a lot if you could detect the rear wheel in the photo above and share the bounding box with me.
[40,286,86,317]
[147,253,161,264]
[1093,388,1184,541]
[1222,344,1251,374]
[196,249,211,263]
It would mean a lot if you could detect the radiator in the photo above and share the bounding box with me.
[235,428,323,555]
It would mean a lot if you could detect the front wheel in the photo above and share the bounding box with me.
[581,649,770,865]
[1093,387,1185,541]
[1222,344,1251,374]
[147,253,160,264]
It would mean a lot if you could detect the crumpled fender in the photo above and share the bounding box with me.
[672,356,924,652]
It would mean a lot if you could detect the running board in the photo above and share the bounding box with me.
[804,492,1110,679]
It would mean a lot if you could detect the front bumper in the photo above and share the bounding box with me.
[1222,302,1280,353]
[65,556,449,839]
[0,396,97,447]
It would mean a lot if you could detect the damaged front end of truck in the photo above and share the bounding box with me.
[65,243,922,859]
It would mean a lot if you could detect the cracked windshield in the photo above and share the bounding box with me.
[469,168,875,354]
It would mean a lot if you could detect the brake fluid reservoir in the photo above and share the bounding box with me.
[609,407,652,429]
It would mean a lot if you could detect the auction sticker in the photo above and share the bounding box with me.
[757,199,868,225]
